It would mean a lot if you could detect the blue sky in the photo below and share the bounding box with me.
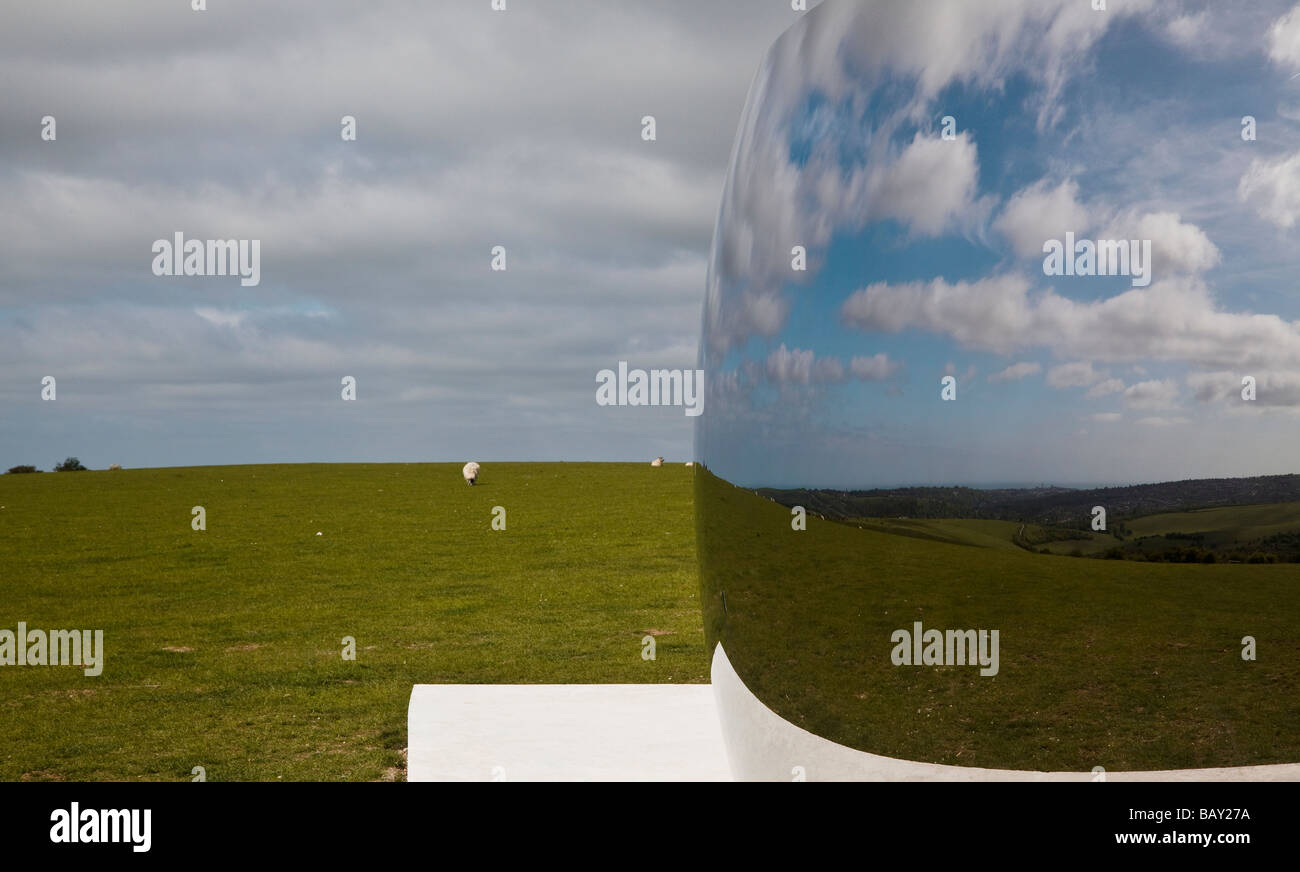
[0,0,803,471]
[702,0,1300,489]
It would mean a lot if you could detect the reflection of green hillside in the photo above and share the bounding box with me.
[1036,503,1300,562]
[697,470,1300,771]
[1125,502,1300,557]
[845,504,1300,563]
[1127,501,1300,536]
[849,517,1025,550]
[845,518,1085,552]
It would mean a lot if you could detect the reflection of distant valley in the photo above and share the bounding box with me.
[759,475,1300,564]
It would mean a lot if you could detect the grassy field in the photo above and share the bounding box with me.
[698,471,1300,771]
[0,463,707,781]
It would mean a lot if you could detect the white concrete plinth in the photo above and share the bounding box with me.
[407,684,731,781]
[711,643,1300,782]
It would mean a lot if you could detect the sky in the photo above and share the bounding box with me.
[0,0,805,470]
[700,0,1300,489]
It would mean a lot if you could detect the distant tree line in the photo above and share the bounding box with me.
[760,474,1300,529]
[1070,532,1300,564]
[6,457,87,474]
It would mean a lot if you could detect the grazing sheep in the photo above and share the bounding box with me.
[108,463,123,471]
[684,462,695,467]
[462,461,480,485]
[650,457,664,467]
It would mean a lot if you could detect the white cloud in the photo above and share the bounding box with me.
[1101,210,1221,275]
[991,180,1222,274]
[813,356,846,383]
[865,132,981,237]
[1091,412,1123,422]
[989,361,1042,382]
[849,353,903,381]
[1187,371,1243,403]
[1153,5,1283,60]
[1124,379,1181,411]
[1188,370,1300,407]
[994,179,1091,258]
[1267,3,1300,69]
[841,274,1300,371]
[1165,11,1210,49]
[842,274,1036,352]
[806,0,1154,125]
[1086,377,1126,398]
[1047,361,1102,389]
[195,308,248,329]
[765,344,817,385]
[765,345,901,385]
[1238,150,1300,229]
[942,361,978,384]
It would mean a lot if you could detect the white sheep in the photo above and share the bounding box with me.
[684,462,694,467]
[650,457,664,467]
[462,461,481,485]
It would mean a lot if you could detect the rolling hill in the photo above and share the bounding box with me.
[0,463,706,781]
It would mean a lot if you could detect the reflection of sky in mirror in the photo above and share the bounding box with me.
[702,0,1300,490]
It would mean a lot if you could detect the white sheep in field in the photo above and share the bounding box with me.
[462,461,481,485]
[684,462,694,467]
[650,457,664,467]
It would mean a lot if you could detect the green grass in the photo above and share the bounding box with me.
[1038,534,1123,555]
[698,471,1300,772]
[1036,501,1300,556]
[0,463,707,781]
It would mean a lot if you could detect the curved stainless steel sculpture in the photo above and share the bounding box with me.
[698,0,1300,780]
